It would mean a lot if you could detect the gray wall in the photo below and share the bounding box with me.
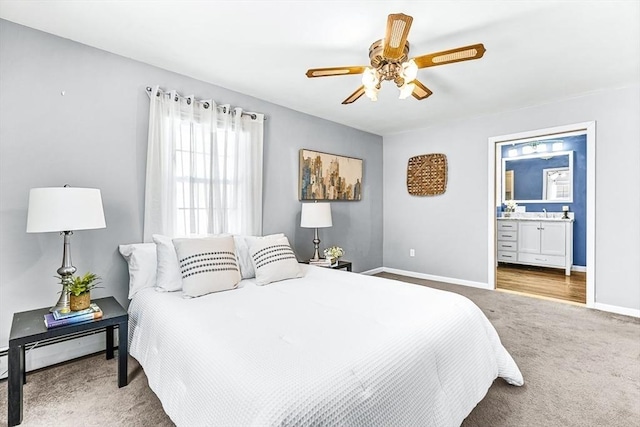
[383,85,640,311]
[0,20,383,365]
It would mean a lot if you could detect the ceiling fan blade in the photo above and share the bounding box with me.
[383,13,413,60]
[413,43,486,69]
[342,86,366,104]
[411,80,433,100]
[306,66,367,78]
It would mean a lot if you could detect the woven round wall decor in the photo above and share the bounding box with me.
[406,153,448,196]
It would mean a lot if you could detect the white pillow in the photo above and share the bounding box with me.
[173,235,241,297]
[250,236,303,285]
[152,234,183,292]
[234,233,285,279]
[118,243,157,299]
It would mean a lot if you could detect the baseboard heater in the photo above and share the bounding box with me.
[0,326,120,359]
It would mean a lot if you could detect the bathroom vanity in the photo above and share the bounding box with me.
[497,215,574,275]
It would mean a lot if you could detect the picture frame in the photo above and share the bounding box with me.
[299,149,363,201]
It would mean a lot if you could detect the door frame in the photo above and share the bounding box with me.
[487,121,596,307]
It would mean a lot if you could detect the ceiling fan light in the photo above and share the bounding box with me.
[365,87,378,101]
[362,68,379,89]
[402,59,418,82]
[399,83,415,99]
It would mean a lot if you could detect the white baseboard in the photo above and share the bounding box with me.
[382,267,492,290]
[572,265,587,272]
[593,303,640,318]
[0,349,6,380]
[380,267,639,318]
[360,267,384,275]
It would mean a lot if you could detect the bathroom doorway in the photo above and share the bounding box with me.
[487,122,595,306]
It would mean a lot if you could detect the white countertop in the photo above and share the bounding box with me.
[498,214,573,222]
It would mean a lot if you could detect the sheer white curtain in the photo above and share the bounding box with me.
[143,86,263,241]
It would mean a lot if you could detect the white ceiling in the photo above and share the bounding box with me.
[1,1,639,136]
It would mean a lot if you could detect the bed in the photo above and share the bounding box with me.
[128,264,523,426]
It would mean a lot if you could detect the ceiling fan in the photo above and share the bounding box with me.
[305,13,486,104]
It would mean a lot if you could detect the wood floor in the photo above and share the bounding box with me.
[496,263,586,304]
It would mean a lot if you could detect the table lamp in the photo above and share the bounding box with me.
[26,186,106,312]
[300,202,332,261]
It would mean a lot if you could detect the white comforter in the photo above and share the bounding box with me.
[129,265,523,426]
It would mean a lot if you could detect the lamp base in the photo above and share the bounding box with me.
[51,284,71,313]
[54,231,76,313]
[311,227,322,261]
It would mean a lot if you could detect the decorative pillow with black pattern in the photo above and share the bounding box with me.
[172,235,241,297]
[249,236,303,285]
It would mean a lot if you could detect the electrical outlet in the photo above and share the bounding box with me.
[410,249,415,257]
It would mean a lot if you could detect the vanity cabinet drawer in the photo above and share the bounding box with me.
[518,252,565,267]
[497,241,517,251]
[498,251,518,262]
[497,231,517,241]
[497,221,518,231]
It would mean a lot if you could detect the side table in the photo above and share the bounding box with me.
[8,296,128,426]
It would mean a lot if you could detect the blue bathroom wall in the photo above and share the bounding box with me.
[501,134,587,266]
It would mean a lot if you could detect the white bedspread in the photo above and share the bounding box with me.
[129,265,523,426]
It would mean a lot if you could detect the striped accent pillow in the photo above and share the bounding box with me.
[172,236,241,297]
[250,236,303,285]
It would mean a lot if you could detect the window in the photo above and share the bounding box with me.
[544,167,572,201]
[174,121,242,236]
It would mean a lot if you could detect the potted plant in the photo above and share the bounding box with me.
[67,272,102,311]
[504,200,518,217]
[324,246,344,266]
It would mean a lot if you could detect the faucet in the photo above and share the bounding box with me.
[543,208,547,218]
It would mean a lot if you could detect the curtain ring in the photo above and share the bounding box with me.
[203,102,210,109]
[187,98,191,105]
[174,95,179,102]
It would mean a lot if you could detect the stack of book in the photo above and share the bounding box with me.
[44,303,103,329]
[309,257,335,267]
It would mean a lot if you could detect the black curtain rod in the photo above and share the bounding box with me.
[145,86,264,120]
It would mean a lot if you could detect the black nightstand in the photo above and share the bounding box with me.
[301,259,352,272]
[8,296,128,426]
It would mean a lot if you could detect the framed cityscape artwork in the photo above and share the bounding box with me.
[299,149,363,201]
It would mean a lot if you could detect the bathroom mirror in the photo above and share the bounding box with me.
[501,151,573,203]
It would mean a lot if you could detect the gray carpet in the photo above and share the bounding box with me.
[1,273,638,426]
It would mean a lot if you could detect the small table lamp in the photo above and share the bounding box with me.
[26,186,106,312]
[300,202,332,261]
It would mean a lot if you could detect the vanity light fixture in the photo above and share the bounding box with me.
[521,141,548,155]
[508,148,518,157]
[521,145,535,155]
[552,142,564,151]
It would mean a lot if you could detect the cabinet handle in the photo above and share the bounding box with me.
[502,255,513,258]
[502,234,512,238]
[535,258,547,261]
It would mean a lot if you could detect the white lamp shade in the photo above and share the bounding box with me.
[26,187,106,233]
[300,202,332,228]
